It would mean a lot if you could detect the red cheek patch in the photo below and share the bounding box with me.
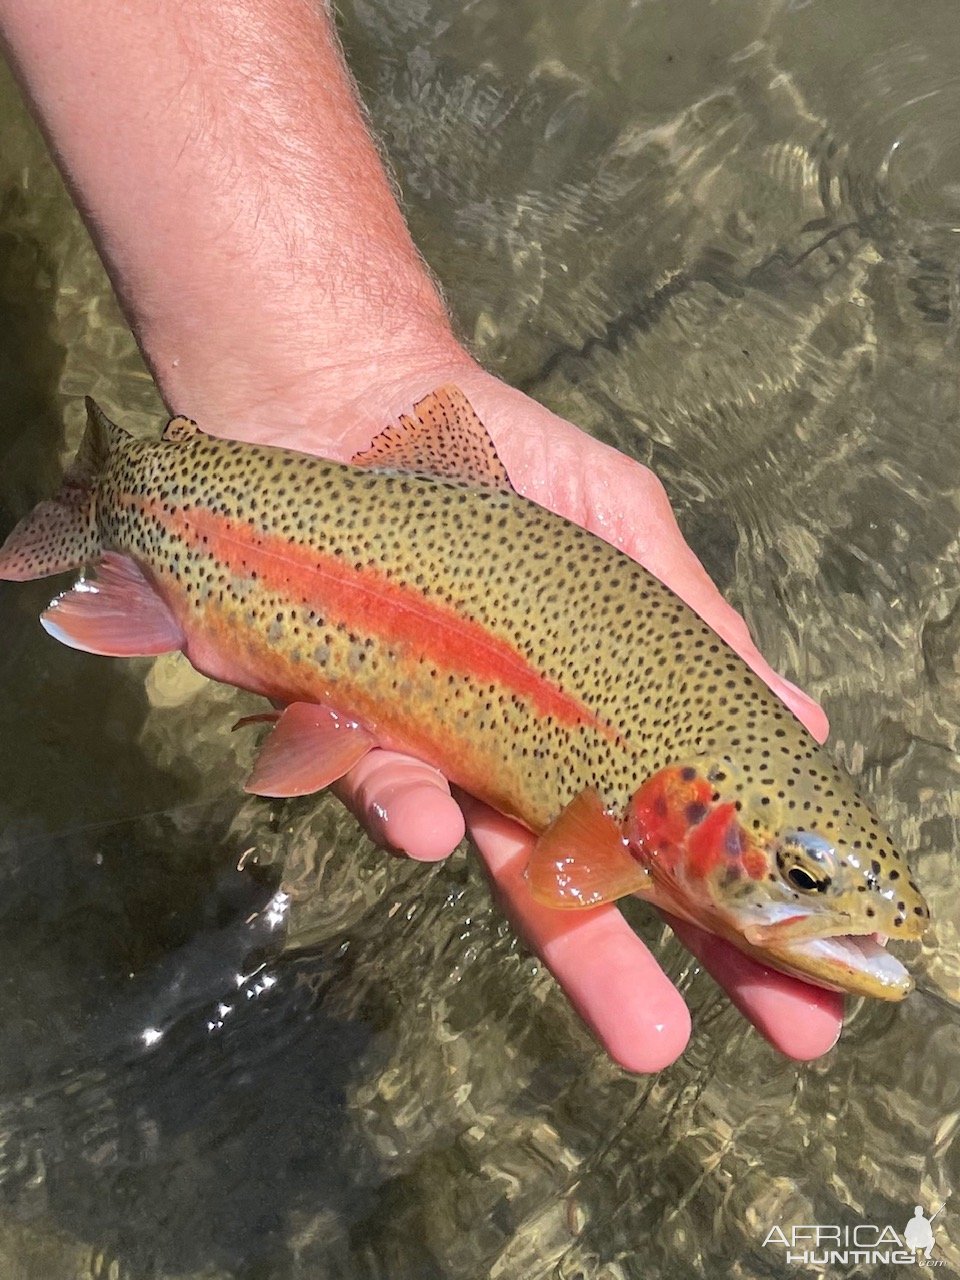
[626,766,770,885]
[743,848,768,880]
[686,803,739,880]
[684,808,768,881]
[627,767,715,864]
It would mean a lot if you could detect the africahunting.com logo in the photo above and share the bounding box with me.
[762,1205,945,1266]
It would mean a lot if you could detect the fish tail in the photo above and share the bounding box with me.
[0,398,130,581]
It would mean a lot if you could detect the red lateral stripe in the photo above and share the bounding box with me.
[135,499,620,738]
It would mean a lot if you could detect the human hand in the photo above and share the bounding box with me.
[232,358,844,1073]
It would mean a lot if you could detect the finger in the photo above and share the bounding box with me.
[666,914,844,1060]
[334,749,465,862]
[460,793,692,1072]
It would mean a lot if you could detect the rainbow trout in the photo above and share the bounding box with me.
[0,388,929,997]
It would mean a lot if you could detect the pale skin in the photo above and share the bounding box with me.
[0,0,845,1070]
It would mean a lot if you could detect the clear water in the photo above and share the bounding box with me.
[1,1,959,1276]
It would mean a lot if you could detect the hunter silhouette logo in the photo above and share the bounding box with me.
[905,1206,943,1260]
[762,1203,945,1266]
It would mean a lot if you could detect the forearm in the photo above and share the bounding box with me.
[0,0,464,434]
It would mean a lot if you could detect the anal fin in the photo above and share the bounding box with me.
[243,702,376,797]
[527,788,651,909]
[40,552,184,657]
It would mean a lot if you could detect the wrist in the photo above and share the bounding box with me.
[147,302,470,447]
[152,315,488,459]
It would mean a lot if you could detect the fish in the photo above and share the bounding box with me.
[0,387,929,999]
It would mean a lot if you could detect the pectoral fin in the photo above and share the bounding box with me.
[527,788,651,909]
[243,702,376,797]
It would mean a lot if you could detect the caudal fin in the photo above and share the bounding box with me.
[0,399,129,582]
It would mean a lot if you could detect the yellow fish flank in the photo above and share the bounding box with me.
[0,387,929,998]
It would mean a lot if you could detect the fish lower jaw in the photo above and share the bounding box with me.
[640,887,916,1000]
[760,931,913,1000]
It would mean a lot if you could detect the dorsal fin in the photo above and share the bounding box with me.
[351,385,514,493]
[162,415,204,443]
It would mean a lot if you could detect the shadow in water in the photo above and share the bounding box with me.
[0,809,391,1277]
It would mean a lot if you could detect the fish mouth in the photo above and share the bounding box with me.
[644,887,922,1000]
[754,929,913,1000]
[734,902,925,999]
[666,899,917,998]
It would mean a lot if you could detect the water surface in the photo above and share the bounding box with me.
[1,1,959,1276]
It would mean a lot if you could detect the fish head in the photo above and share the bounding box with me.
[624,755,929,999]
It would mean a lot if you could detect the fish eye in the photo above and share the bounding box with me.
[776,831,837,894]
[786,865,827,893]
